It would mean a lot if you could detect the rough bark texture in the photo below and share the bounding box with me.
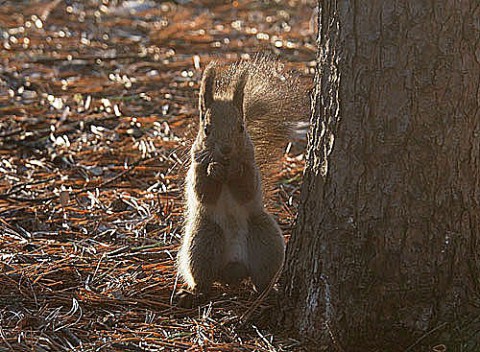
[279,1,480,350]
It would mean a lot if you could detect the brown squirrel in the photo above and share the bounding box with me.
[177,56,308,299]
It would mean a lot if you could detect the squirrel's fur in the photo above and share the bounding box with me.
[213,56,309,177]
[177,56,308,297]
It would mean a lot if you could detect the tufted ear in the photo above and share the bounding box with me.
[199,63,216,118]
[232,72,248,116]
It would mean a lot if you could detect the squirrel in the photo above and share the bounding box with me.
[176,56,309,300]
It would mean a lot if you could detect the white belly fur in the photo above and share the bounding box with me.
[210,187,249,265]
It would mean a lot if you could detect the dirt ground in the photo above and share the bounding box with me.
[0,1,315,350]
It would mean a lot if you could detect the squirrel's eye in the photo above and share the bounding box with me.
[204,125,210,136]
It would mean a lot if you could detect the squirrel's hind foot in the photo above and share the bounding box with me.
[174,288,210,308]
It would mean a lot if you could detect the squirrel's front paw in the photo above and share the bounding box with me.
[207,162,227,181]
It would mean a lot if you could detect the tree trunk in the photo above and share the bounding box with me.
[279,1,480,350]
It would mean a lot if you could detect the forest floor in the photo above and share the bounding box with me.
[0,1,315,350]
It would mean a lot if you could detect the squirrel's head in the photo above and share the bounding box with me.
[197,63,249,161]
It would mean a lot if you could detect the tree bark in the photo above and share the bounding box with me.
[279,1,480,350]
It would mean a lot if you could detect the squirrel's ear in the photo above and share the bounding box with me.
[199,64,215,115]
[232,72,247,115]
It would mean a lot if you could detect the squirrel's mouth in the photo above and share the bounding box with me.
[214,146,233,161]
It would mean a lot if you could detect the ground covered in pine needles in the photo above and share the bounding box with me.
[0,1,315,350]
